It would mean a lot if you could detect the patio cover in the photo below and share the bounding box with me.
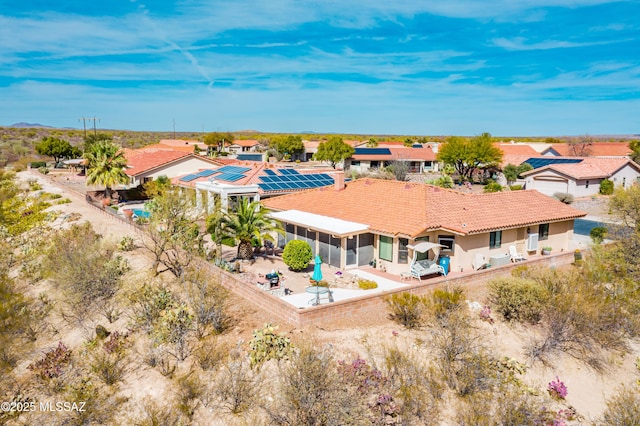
[269,209,369,236]
[407,241,444,258]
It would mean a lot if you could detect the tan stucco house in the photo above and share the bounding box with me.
[262,176,586,276]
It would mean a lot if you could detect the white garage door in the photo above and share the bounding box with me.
[531,178,568,196]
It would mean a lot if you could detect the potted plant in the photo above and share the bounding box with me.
[541,246,552,255]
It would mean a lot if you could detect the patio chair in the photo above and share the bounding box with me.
[509,245,525,262]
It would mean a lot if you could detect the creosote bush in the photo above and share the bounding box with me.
[357,279,378,290]
[282,240,313,271]
[488,277,548,324]
[385,292,428,329]
[553,192,574,204]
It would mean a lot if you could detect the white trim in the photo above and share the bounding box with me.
[269,210,369,236]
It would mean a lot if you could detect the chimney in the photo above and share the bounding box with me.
[334,170,345,191]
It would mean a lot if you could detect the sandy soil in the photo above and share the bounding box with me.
[17,169,638,423]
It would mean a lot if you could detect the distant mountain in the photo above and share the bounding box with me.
[7,122,54,128]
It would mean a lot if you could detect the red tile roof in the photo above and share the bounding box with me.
[543,142,631,157]
[158,139,207,152]
[522,157,639,179]
[229,139,260,147]
[351,146,437,161]
[262,179,586,237]
[125,149,192,176]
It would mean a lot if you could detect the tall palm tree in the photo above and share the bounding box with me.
[84,140,129,199]
[208,198,283,260]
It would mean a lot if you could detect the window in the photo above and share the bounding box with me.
[438,235,455,254]
[370,161,380,169]
[489,231,502,249]
[379,236,393,261]
[351,160,361,166]
[398,238,409,264]
[585,180,589,188]
[414,236,430,261]
[539,223,549,240]
[143,176,153,183]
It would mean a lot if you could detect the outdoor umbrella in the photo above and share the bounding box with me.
[311,255,323,283]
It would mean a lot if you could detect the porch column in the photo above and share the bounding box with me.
[207,191,215,214]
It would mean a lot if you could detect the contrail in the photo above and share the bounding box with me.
[133,0,215,90]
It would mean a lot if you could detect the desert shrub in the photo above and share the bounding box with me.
[153,304,194,361]
[175,373,204,420]
[44,223,129,319]
[130,284,176,332]
[271,342,368,425]
[28,341,72,380]
[38,166,49,175]
[30,161,47,169]
[357,279,378,290]
[132,398,185,426]
[488,277,549,324]
[553,192,574,204]
[430,312,493,396]
[248,323,293,368]
[590,226,607,244]
[599,178,614,195]
[429,287,465,320]
[90,351,126,386]
[47,192,62,199]
[182,266,231,339]
[483,180,502,193]
[282,240,313,271]
[382,347,443,424]
[509,184,523,191]
[56,198,71,204]
[119,235,135,251]
[385,292,428,329]
[194,337,229,371]
[601,385,640,425]
[212,354,261,414]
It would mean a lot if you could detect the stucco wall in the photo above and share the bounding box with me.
[611,165,640,189]
[132,157,217,186]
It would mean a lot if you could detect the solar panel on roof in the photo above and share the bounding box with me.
[216,173,245,182]
[354,148,392,155]
[179,174,200,182]
[215,165,251,174]
[196,169,216,177]
[280,169,300,175]
[522,158,583,169]
[264,169,277,176]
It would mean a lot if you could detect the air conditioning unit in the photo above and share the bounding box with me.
[527,233,539,252]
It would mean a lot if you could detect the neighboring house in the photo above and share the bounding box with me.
[172,162,338,210]
[226,140,261,154]
[521,157,640,197]
[496,143,540,168]
[262,177,586,275]
[124,149,222,187]
[302,139,363,162]
[541,142,631,157]
[156,139,208,153]
[344,145,439,173]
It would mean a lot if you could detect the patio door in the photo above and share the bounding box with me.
[346,236,357,268]
[319,232,341,268]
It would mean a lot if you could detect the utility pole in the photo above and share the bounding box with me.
[78,117,89,138]
[91,116,100,135]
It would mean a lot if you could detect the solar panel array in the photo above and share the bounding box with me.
[522,158,583,169]
[215,165,251,174]
[258,173,334,192]
[196,169,216,177]
[354,148,392,155]
[216,172,245,182]
[179,174,201,182]
[264,169,277,176]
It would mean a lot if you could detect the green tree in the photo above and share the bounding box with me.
[610,185,640,231]
[203,132,234,156]
[629,140,640,164]
[314,136,355,169]
[404,138,414,147]
[366,137,378,147]
[84,140,129,199]
[270,135,304,161]
[209,198,283,260]
[143,175,171,199]
[35,136,80,164]
[437,133,502,182]
[143,188,204,277]
[502,163,533,186]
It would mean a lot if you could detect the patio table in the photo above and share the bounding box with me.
[305,286,329,306]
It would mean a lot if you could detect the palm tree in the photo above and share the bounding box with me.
[84,140,129,199]
[208,198,283,260]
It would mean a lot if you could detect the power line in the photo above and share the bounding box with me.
[79,116,100,137]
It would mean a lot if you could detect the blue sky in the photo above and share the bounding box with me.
[1,0,638,136]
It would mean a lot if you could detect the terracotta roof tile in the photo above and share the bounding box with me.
[230,139,260,147]
[125,150,192,176]
[522,157,639,179]
[263,179,586,237]
[545,142,631,157]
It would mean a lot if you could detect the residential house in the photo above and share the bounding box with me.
[541,142,631,157]
[344,144,439,173]
[262,177,586,275]
[521,157,640,197]
[226,140,261,154]
[302,139,363,162]
[124,148,222,187]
